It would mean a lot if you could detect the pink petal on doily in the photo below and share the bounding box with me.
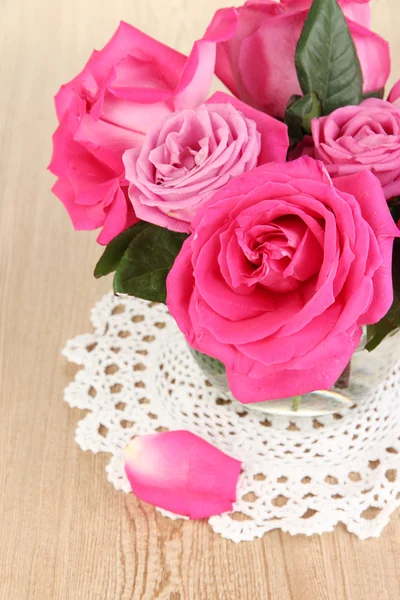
[123,430,241,519]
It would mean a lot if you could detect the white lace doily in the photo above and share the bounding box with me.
[63,292,400,542]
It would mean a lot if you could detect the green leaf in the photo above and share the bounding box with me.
[295,0,363,115]
[113,223,188,303]
[366,320,397,352]
[285,91,322,142]
[362,88,385,101]
[389,197,400,222]
[94,223,148,279]
[366,238,400,351]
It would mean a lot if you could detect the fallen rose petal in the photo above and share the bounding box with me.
[123,431,242,519]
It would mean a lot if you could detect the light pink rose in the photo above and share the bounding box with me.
[123,91,288,232]
[167,157,398,403]
[311,99,400,200]
[123,431,241,518]
[207,1,390,118]
[49,16,235,244]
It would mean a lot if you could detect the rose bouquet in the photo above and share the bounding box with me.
[50,0,400,409]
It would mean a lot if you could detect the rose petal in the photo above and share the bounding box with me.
[123,431,241,519]
[96,187,138,245]
[207,91,288,164]
[388,79,400,107]
[204,8,240,97]
[348,21,390,94]
[52,178,101,231]
[227,327,362,402]
[175,8,239,110]
[333,170,400,321]
[74,113,144,173]
[87,21,186,89]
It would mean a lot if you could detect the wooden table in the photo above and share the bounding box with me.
[1,0,400,598]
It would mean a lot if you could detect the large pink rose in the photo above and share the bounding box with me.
[123,91,288,232]
[49,16,235,244]
[167,157,398,403]
[207,1,390,118]
[311,99,400,200]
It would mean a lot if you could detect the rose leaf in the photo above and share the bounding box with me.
[285,91,322,142]
[113,223,188,303]
[366,238,400,351]
[295,0,363,115]
[94,223,149,279]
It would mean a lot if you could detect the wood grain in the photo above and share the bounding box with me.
[0,0,399,598]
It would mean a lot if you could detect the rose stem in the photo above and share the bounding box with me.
[292,396,301,412]
[335,360,351,389]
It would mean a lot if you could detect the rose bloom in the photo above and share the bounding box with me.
[49,16,234,244]
[167,157,398,403]
[207,0,390,118]
[123,91,288,232]
[311,99,400,200]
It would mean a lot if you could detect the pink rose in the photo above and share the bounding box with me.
[123,91,288,232]
[124,431,241,519]
[167,157,398,403]
[207,1,390,118]
[311,99,400,200]
[49,16,235,244]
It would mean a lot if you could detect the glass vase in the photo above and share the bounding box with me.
[189,329,400,416]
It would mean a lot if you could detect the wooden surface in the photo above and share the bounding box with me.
[1,0,400,598]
